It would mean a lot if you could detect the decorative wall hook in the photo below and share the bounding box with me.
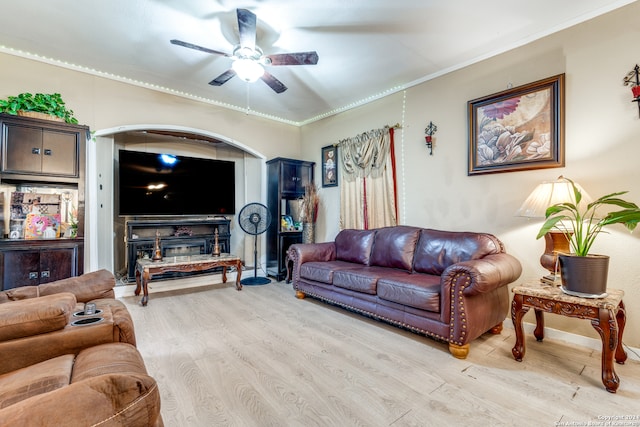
[623,64,640,118]
[424,121,438,155]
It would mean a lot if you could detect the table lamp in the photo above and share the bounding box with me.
[516,176,592,283]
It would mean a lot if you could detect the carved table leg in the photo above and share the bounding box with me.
[534,309,545,342]
[134,266,142,297]
[591,307,620,393]
[235,260,243,291]
[141,269,150,307]
[511,294,529,361]
[615,301,627,364]
[222,266,228,283]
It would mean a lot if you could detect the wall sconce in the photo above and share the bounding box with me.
[424,121,438,155]
[623,64,640,117]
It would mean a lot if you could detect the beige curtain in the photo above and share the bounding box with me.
[339,127,397,230]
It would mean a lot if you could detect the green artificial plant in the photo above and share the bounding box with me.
[0,92,78,124]
[536,177,640,256]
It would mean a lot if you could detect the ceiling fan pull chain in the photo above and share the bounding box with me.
[246,83,251,114]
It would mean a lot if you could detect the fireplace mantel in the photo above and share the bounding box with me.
[124,218,231,282]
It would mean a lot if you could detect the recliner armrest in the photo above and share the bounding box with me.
[0,293,76,341]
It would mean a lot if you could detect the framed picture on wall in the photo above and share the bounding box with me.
[321,145,338,187]
[468,74,565,175]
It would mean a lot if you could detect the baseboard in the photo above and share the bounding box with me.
[503,320,640,362]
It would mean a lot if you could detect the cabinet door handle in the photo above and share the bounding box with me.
[29,272,38,279]
[32,148,41,155]
[41,270,50,278]
[44,149,52,156]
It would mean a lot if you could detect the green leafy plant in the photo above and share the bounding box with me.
[536,177,640,256]
[0,92,78,124]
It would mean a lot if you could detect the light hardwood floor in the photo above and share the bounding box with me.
[119,278,640,427]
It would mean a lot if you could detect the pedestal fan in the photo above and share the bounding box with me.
[238,202,272,285]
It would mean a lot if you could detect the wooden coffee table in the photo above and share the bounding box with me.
[511,282,627,393]
[135,254,242,306]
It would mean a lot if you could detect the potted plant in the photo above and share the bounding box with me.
[536,177,640,296]
[0,92,78,124]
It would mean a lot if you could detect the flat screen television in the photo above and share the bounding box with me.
[118,149,235,216]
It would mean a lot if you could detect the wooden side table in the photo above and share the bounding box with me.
[511,282,627,393]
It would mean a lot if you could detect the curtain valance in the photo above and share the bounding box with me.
[338,128,390,182]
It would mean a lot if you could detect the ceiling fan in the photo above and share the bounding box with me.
[170,8,319,94]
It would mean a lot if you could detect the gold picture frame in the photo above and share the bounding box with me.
[468,74,565,175]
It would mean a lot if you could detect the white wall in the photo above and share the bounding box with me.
[301,3,640,347]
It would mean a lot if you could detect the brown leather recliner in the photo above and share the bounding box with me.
[0,342,163,426]
[0,292,136,375]
[0,270,136,375]
[0,271,162,425]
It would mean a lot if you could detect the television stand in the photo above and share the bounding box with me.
[125,218,231,282]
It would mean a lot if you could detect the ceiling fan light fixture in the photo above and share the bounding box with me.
[232,58,264,82]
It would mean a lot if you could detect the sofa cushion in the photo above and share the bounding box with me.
[333,266,389,294]
[0,293,76,341]
[335,229,376,265]
[413,229,503,275]
[0,354,74,409]
[377,272,441,312]
[300,260,359,285]
[369,226,421,271]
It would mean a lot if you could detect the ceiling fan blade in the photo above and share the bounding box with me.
[266,51,319,66]
[260,71,287,94]
[170,39,229,56]
[209,69,236,86]
[237,9,256,51]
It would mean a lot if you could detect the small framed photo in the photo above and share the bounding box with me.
[321,145,338,187]
[468,74,565,175]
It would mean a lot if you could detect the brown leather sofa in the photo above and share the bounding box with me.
[0,269,136,374]
[288,226,522,359]
[0,270,163,426]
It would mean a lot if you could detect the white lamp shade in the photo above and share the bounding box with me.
[516,176,593,218]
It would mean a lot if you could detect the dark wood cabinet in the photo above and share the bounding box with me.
[0,113,88,290]
[1,115,86,181]
[266,158,314,281]
[125,219,231,281]
[0,240,84,290]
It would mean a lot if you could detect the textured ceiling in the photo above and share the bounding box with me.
[0,0,634,125]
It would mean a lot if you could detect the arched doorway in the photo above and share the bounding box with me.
[89,124,267,283]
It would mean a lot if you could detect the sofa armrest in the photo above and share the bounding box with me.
[289,242,336,264]
[0,293,76,341]
[288,242,336,285]
[442,253,522,296]
[0,373,162,426]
